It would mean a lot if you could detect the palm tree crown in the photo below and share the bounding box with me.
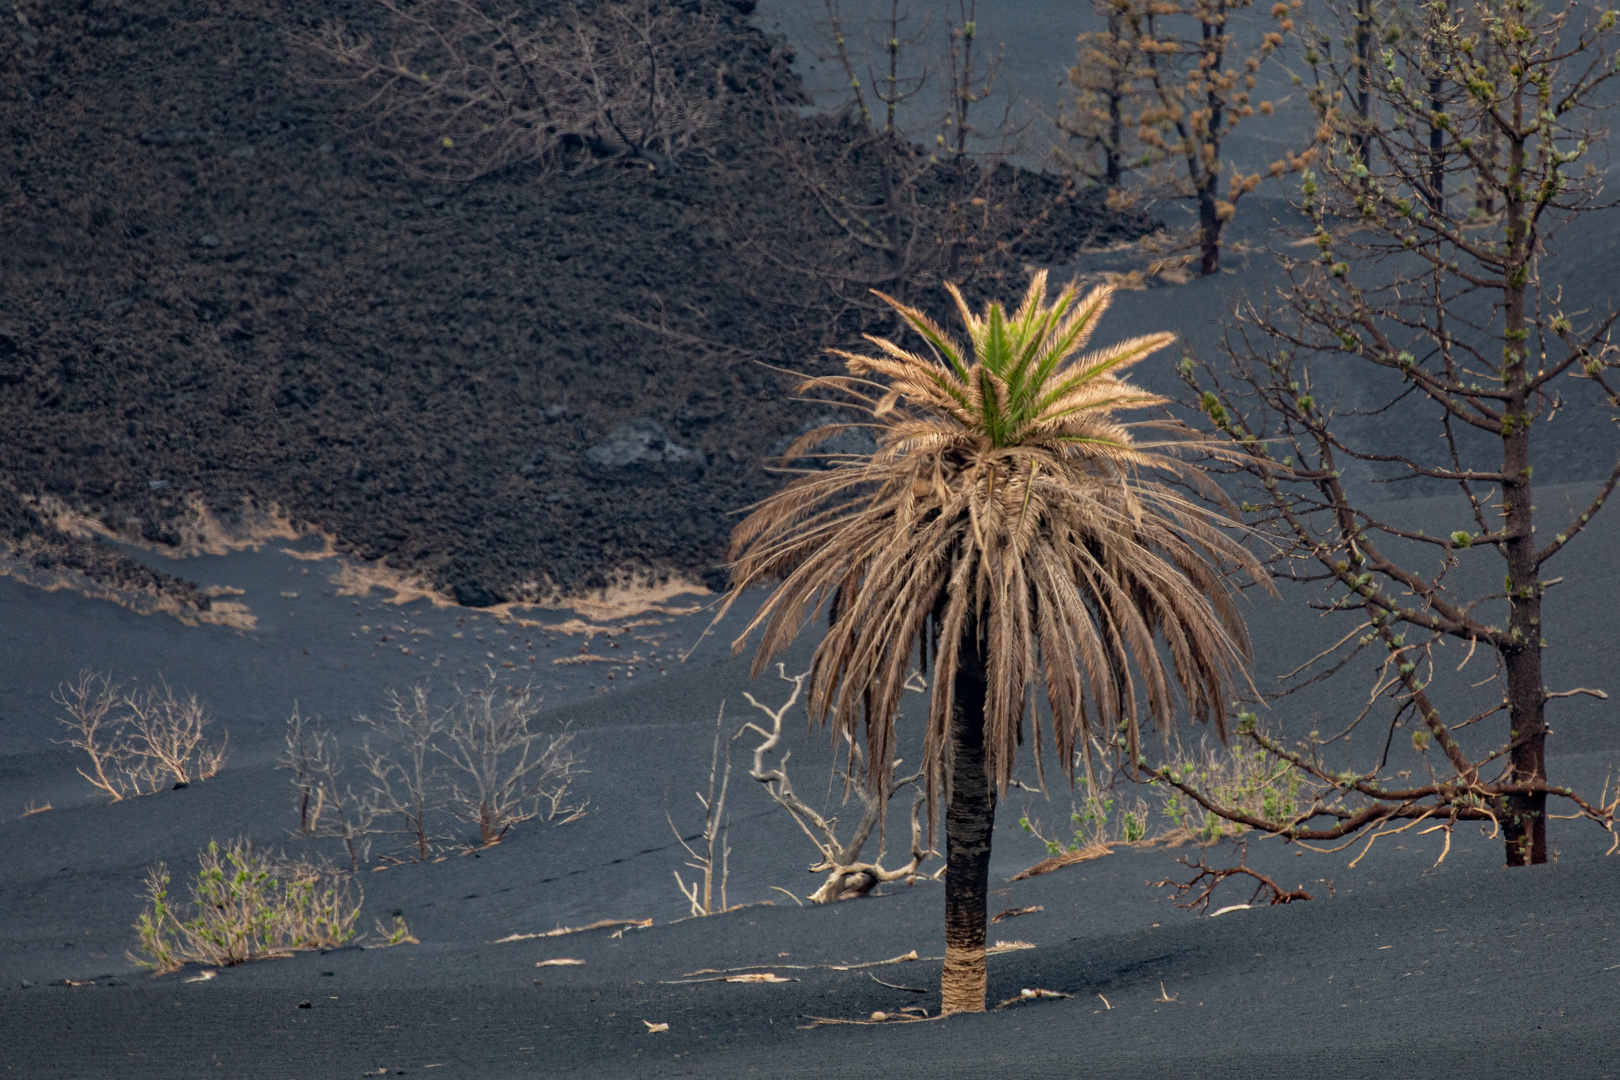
[723,271,1263,806]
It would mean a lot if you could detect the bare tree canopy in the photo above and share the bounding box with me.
[1173,0,1620,866]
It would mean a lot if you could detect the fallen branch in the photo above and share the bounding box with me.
[1009,842,1111,881]
[994,988,1074,1010]
[491,918,650,943]
[678,949,925,978]
[799,1012,945,1029]
[1152,845,1316,913]
[738,666,938,903]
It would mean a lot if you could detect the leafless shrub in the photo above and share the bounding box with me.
[132,838,362,975]
[55,670,156,802]
[305,734,376,872]
[281,705,322,835]
[295,0,731,181]
[670,705,733,917]
[278,680,584,861]
[123,680,229,787]
[737,666,938,904]
[54,671,229,801]
[439,677,586,847]
[357,685,449,861]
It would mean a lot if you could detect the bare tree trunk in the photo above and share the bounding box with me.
[1498,132,1546,865]
[1350,0,1372,165]
[1198,184,1221,276]
[1425,4,1446,214]
[941,624,993,1015]
[1105,5,1125,187]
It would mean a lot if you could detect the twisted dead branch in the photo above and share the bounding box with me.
[1152,844,1318,913]
[737,665,938,904]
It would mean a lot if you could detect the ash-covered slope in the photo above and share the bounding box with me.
[0,0,1153,604]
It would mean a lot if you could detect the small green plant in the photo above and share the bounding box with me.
[374,915,419,947]
[132,839,361,974]
[1019,731,1303,854]
[1020,778,1152,853]
[1157,735,1303,842]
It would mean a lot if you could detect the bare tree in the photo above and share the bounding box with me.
[121,680,229,788]
[53,670,156,802]
[726,0,1065,347]
[296,0,732,180]
[669,704,733,917]
[1171,0,1620,865]
[358,686,450,862]
[1055,0,1147,191]
[439,677,585,847]
[736,666,938,904]
[1097,0,1310,274]
[54,671,228,800]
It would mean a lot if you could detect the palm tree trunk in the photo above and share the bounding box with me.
[941,625,994,1015]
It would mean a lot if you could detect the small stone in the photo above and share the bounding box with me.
[196,234,221,249]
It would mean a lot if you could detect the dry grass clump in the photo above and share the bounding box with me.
[54,670,229,801]
[132,838,361,974]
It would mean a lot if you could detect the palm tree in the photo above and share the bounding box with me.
[719,271,1266,1015]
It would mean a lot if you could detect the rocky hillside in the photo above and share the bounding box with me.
[0,0,1157,605]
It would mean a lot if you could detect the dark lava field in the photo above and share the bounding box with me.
[0,0,1151,609]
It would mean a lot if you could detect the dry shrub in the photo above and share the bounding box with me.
[132,839,361,974]
[296,0,731,180]
[54,670,229,802]
[278,675,585,860]
[441,677,586,846]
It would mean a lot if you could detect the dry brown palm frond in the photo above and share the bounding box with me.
[719,271,1270,829]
